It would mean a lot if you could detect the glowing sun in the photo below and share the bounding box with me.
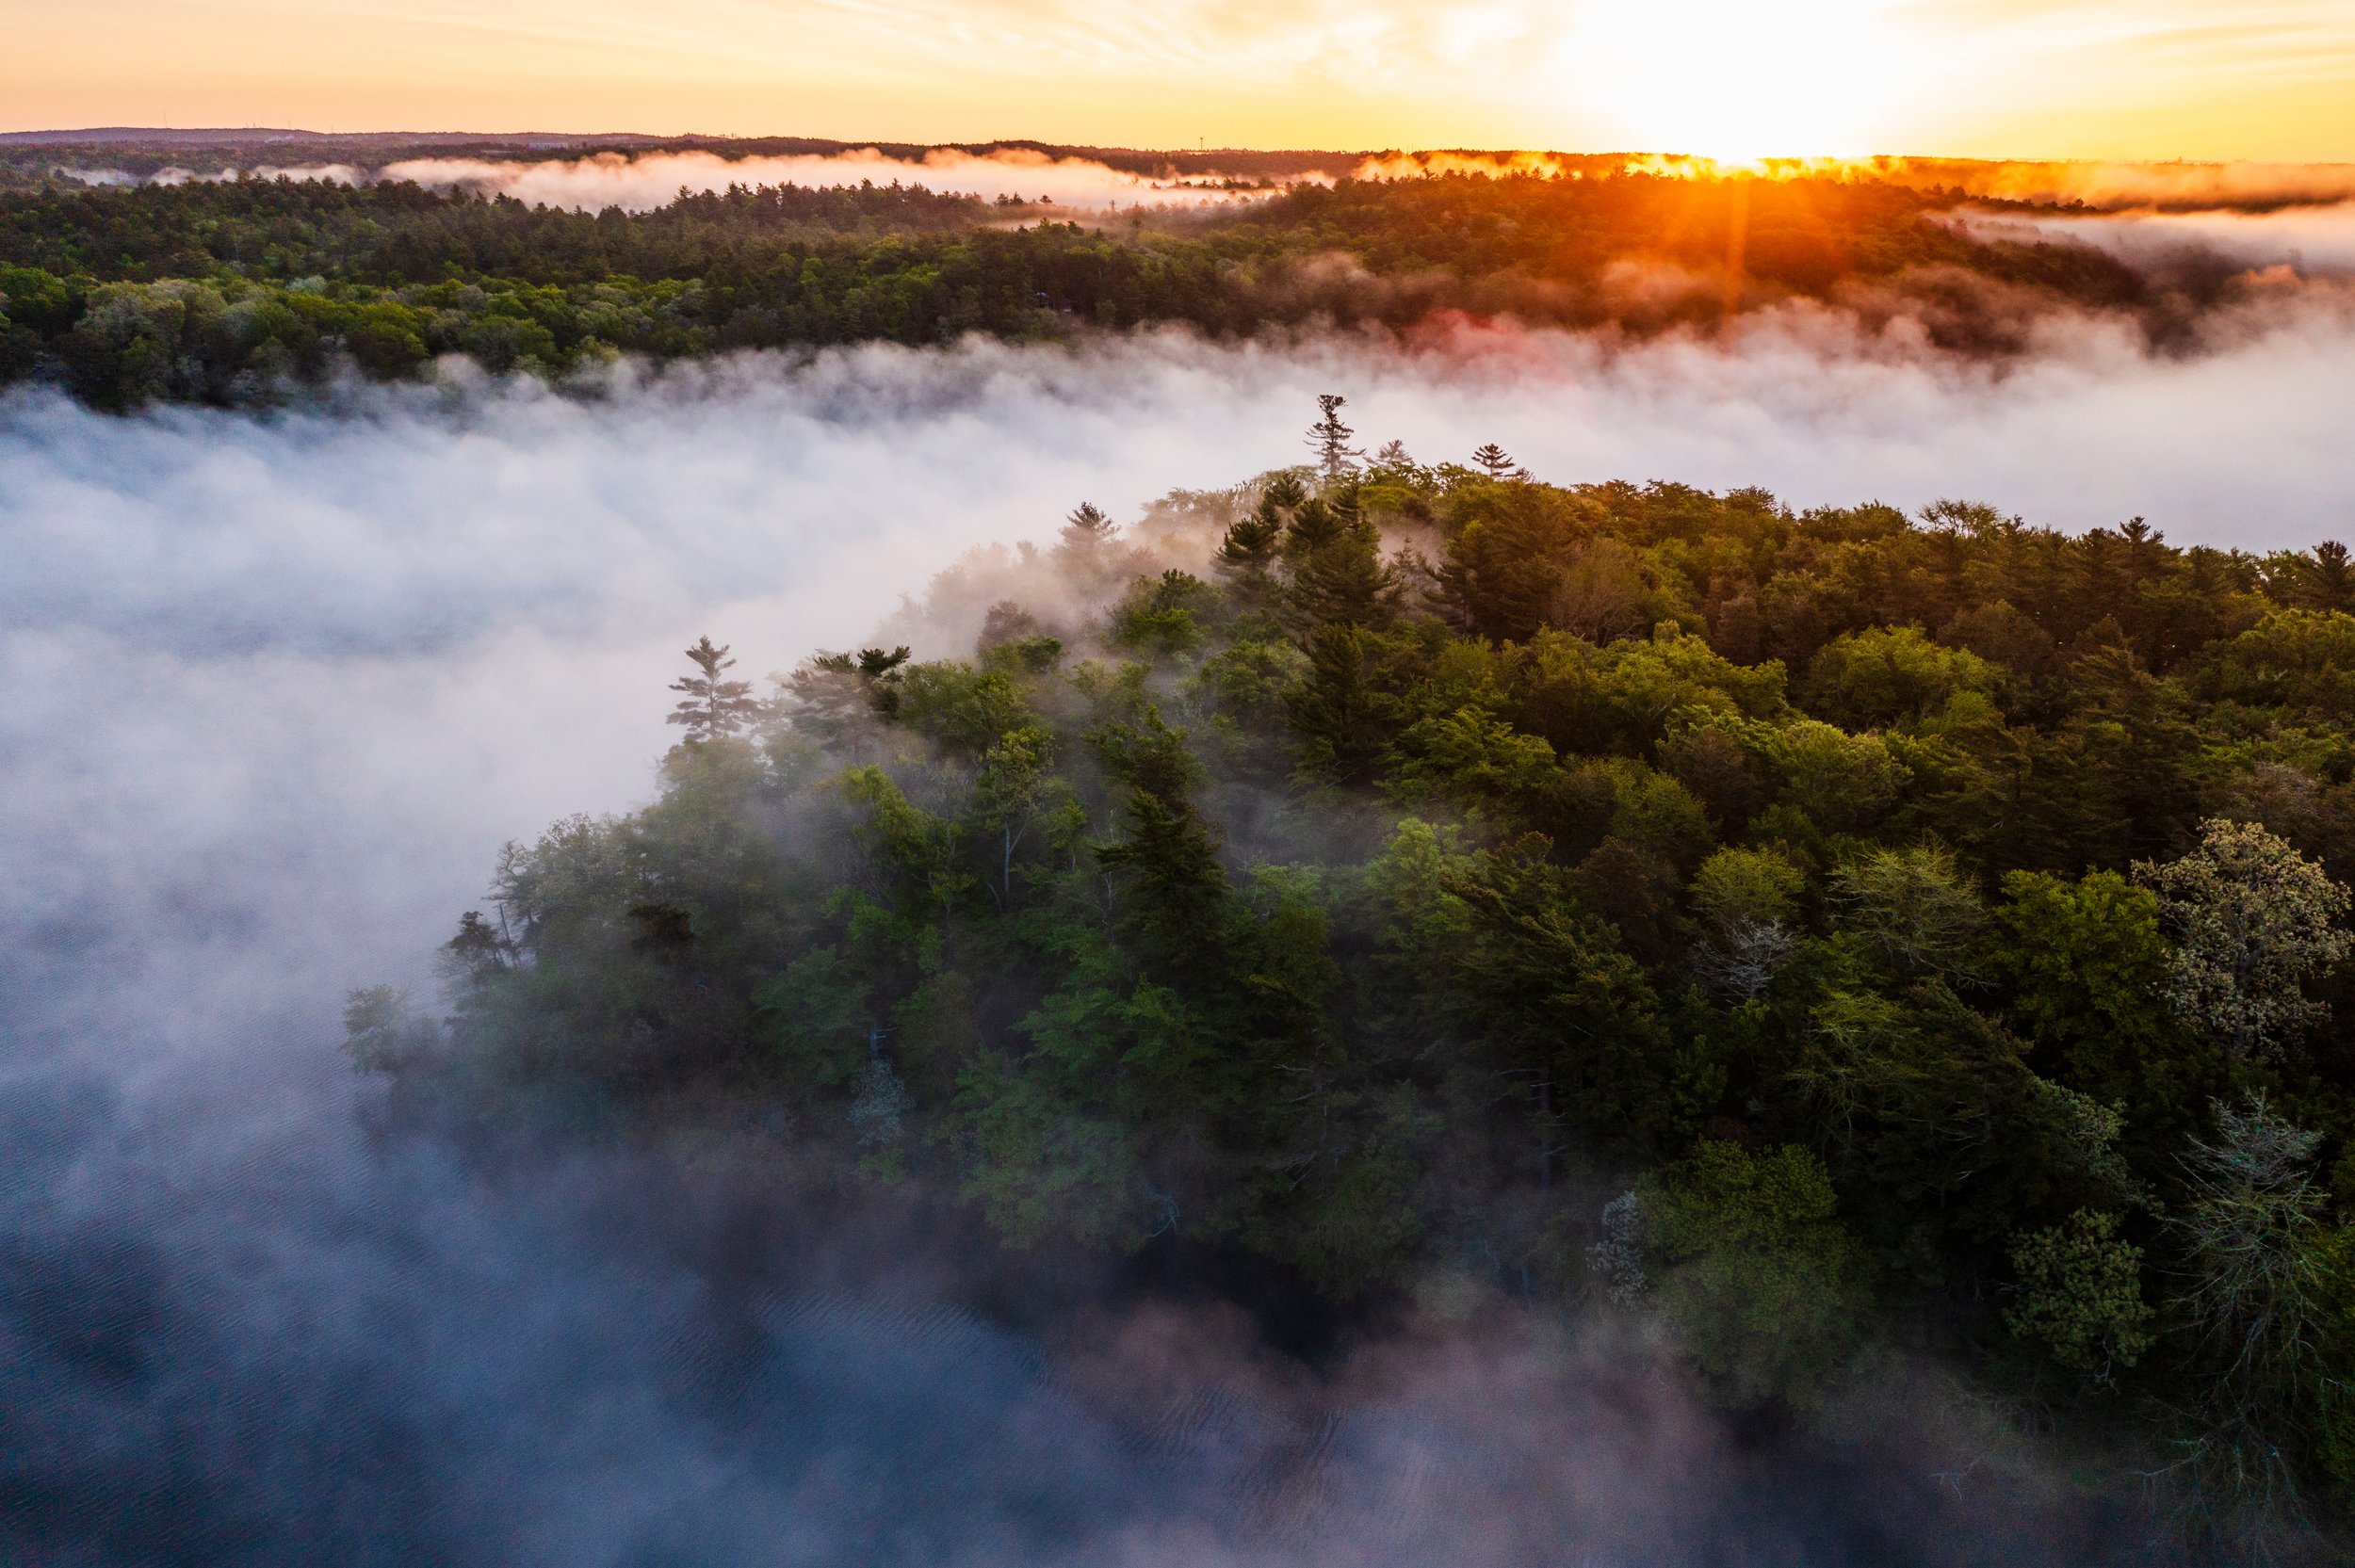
[1574,0,1924,162]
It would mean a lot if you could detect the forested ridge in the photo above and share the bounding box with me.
[355,402,2355,1556]
[0,167,2155,409]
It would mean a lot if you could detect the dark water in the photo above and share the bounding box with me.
[0,999,2152,1567]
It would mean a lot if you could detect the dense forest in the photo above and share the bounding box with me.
[353,399,2355,1558]
[0,163,2160,409]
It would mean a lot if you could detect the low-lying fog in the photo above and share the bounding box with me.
[57,147,1283,212]
[1955,201,2355,278]
[8,311,2352,1563]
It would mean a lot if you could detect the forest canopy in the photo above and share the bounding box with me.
[0,164,2164,410]
[357,405,2355,1556]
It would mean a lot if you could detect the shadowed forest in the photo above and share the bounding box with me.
[0,158,2178,409]
[345,396,2355,1560]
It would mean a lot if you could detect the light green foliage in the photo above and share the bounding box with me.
[839,765,971,930]
[1590,756,1713,868]
[1508,625,1784,755]
[1185,638,1308,719]
[2206,610,2355,722]
[1805,624,1999,730]
[2136,818,2351,1060]
[893,660,1036,756]
[1641,1141,1875,1406]
[2004,1209,2154,1380]
[1363,818,1479,961]
[491,814,639,946]
[1691,846,1804,930]
[0,265,74,332]
[1689,846,1805,999]
[1831,845,1987,979]
[1111,569,1211,658]
[1385,706,1556,812]
[1993,869,2173,1050]
[970,725,1070,910]
[1745,719,1908,834]
[1583,625,1790,749]
[1183,638,1310,772]
[1987,868,2211,1145]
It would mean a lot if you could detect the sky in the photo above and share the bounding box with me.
[6,0,2355,162]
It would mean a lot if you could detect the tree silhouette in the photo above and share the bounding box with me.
[2299,541,2354,611]
[1471,443,1517,480]
[1060,502,1116,550]
[667,636,759,741]
[1306,395,1365,480]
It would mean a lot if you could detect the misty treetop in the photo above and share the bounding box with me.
[0,164,2168,410]
[355,403,2355,1552]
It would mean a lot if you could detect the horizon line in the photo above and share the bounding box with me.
[8,128,2355,171]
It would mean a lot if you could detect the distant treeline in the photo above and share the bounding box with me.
[0,170,2158,409]
[364,419,2355,1556]
[0,132,1371,182]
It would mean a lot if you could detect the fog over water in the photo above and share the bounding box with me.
[8,314,2355,1562]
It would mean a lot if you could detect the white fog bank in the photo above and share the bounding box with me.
[1956,201,2355,279]
[58,147,1280,212]
[7,309,2355,1068]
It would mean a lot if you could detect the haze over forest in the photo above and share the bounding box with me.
[10,92,2355,1568]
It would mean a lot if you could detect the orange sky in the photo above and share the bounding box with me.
[8,0,2355,161]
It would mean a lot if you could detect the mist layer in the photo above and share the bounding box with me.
[8,315,2353,1562]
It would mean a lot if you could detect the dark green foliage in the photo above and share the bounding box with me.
[1438,835,1697,1154]
[2003,1208,2155,1382]
[1640,1141,1876,1407]
[0,165,2168,409]
[361,443,2355,1532]
[1110,570,1210,658]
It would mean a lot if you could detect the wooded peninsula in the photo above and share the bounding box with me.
[353,404,2355,1555]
